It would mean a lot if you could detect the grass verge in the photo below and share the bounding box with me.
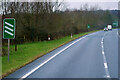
[2,30,100,78]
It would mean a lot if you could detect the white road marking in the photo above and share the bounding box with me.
[117,31,120,37]
[104,63,108,68]
[101,41,103,44]
[19,35,87,79]
[102,46,103,48]
[102,51,104,55]
[5,30,13,36]
[5,22,13,27]
[101,32,111,78]
[107,75,110,78]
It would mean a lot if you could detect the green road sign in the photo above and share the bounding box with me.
[88,24,90,29]
[112,22,118,27]
[3,18,15,39]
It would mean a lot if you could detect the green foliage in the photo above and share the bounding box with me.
[2,2,116,44]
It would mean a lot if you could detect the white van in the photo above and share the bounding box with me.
[107,25,112,30]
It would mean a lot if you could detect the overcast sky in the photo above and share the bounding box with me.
[65,1,119,10]
[0,0,119,13]
[64,0,119,2]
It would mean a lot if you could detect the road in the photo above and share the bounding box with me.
[4,29,118,79]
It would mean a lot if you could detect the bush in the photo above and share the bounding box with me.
[2,48,7,56]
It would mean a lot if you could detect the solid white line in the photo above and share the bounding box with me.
[5,30,13,36]
[5,26,13,32]
[5,22,13,27]
[104,63,108,68]
[20,36,86,79]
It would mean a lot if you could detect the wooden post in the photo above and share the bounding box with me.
[71,33,72,38]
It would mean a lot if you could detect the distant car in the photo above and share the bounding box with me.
[107,25,112,30]
[104,27,108,31]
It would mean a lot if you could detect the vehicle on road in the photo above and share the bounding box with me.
[107,25,112,30]
[104,27,108,31]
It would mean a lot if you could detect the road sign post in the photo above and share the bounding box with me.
[87,24,90,32]
[87,24,90,29]
[71,33,72,38]
[3,18,15,62]
[8,39,10,62]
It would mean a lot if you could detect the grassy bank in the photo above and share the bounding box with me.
[2,30,100,77]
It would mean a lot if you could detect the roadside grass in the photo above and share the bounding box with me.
[2,30,100,77]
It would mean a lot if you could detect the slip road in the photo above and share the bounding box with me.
[5,29,118,79]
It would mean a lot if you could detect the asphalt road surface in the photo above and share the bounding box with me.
[5,29,118,79]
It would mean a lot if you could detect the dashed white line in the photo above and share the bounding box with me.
[107,75,110,78]
[101,41,103,44]
[101,32,111,78]
[102,45,103,48]
[102,51,104,55]
[104,63,108,68]
[117,31,119,36]
[117,31,120,37]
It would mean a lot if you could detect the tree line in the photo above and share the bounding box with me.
[1,1,117,44]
